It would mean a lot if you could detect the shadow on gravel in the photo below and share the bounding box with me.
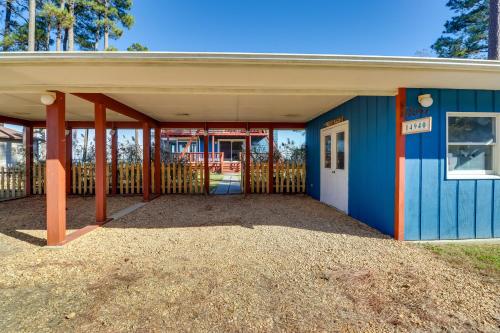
[0,195,141,247]
[0,195,387,247]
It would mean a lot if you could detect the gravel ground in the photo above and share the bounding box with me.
[0,195,499,332]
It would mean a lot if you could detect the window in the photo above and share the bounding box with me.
[324,135,331,168]
[447,113,499,179]
[336,132,345,169]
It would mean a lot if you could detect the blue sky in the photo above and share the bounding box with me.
[113,0,451,56]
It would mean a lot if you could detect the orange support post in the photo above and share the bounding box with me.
[24,126,33,195]
[204,127,209,194]
[268,127,274,194]
[154,127,161,194]
[394,88,406,241]
[46,92,66,246]
[65,126,72,194]
[111,126,118,195]
[142,122,151,201]
[95,103,107,223]
[245,124,251,195]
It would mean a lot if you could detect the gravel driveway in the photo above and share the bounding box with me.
[0,195,498,332]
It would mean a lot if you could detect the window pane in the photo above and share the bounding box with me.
[448,145,493,171]
[336,132,345,169]
[448,117,496,143]
[324,135,331,168]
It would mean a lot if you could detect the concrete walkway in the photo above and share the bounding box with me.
[212,174,242,195]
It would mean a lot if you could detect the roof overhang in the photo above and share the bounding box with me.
[1,52,499,123]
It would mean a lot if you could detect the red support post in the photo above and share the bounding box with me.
[65,126,72,194]
[111,126,118,195]
[154,127,161,194]
[204,126,209,194]
[46,92,66,246]
[211,135,215,162]
[142,122,151,201]
[394,88,407,241]
[24,126,33,195]
[245,124,251,195]
[95,103,107,223]
[268,127,274,194]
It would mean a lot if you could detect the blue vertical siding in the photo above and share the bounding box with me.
[306,96,396,236]
[404,89,500,240]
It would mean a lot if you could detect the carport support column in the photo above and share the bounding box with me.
[95,103,107,223]
[154,127,161,194]
[268,127,274,193]
[46,92,66,246]
[142,122,151,201]
[24,126,33,195]
[204,125,209,194]
[394,88,406,241]
[245,124,251,195]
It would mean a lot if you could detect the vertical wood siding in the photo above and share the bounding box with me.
[306,96,396,236]
[404,89,500,240]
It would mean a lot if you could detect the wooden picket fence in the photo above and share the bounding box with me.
[247,161,306,194]
[32,163,46,195]
[32,162,206,195]
[0,166,25,200]
[160,162,205,194]
[29,161,304,196]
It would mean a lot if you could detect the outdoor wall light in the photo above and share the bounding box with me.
[40,92,57,106]
[110,129,116,136]
[65,129,71,136]
[418,94,434,108]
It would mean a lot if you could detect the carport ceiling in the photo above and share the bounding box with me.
[1,52,500,123]
[0,92,353,122]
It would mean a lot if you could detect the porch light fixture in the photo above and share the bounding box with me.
[40,92,57,106]
[418,94,434,108]
[65,129,71,136]
[110,129,116,136]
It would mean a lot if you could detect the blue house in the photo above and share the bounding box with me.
[307,89,499,240]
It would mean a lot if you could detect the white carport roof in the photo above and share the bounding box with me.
[0,52,500,123]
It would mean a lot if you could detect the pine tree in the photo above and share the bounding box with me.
[127,42,148,51]
[432,0,489,58]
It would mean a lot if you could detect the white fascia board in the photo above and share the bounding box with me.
[1,52,500,72]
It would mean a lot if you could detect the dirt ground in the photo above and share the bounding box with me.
[0,195,498,332]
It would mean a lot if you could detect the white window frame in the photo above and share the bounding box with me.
[446,112,500,180]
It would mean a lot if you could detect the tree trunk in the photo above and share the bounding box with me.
[83,129,89,162]
[56,0,66,51]
[104,0,109,50]
[3,0,12,51]
[489,0,500,60]
[46,22,51,51]
[68,0,75,51]
[63,28,68,51]
[28,0,36,51]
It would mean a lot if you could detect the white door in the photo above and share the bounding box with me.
[320,122,349,213]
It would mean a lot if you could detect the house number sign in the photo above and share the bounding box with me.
[402,117,432,135]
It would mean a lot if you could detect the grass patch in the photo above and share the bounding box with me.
[209,173,225,192]
[423,243,500,279]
